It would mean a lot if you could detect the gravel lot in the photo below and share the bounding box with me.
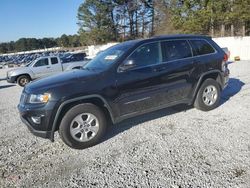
[0,61,249,188]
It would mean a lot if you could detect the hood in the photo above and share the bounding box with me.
[25,69,100,93]
[8,67,30,76]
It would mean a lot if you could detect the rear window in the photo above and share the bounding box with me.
[51,57,58,64]
[190,39,215,56]
[161,40,192,62]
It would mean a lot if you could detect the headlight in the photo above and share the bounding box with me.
[7,71,13,76]
[29,93,51,104]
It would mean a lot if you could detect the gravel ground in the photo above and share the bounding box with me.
[0,61,249,188]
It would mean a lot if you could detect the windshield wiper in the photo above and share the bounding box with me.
[82,67,101,71]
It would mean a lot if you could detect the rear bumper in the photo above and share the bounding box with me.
[222,67,230,89]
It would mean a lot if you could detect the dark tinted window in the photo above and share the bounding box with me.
[34,58,49,67]
[72,53,85,61]
[161,40,192,62]
[128,42,160,68]
[51,57,58,64]
[62,53,86,63]
[190,39,215,56]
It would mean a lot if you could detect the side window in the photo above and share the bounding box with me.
[161,40,192,62]
[190,40,215,56]
[128,42,160,68]
[34,58,49,67]
[75,53,85,61]
[70,55,77,62]
[51,57,58,64]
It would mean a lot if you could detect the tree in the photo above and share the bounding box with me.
[59,34,70,47]
[150,0,177,35]
[230,0,250,36]
[14,38,28,51]
[165,0,237,36]
[0,43,8,53]
[1,0,250,54]
[77,0,117,45]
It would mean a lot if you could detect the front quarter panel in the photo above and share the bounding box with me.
[9,67,33,78]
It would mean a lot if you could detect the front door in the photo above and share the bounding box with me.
[115,42,163,116]
[32,58,51,78]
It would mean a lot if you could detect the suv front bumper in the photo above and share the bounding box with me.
[20,115,52,139]
[18,100,58,141]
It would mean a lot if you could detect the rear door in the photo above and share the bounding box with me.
[49,57,62,74]
[188,39,218,71]
[152,39,195,104]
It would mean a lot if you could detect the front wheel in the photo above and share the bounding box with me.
[59,103,107,149]
[194,78,221,111]
[17,75,30,87]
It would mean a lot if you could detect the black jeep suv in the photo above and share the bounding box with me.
[18,35,229,149]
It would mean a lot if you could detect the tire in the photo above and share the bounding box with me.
[194,78,221,111]
[59,103,107,149]
[17,75,30,87]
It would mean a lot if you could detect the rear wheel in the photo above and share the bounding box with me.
[194,79,221,111]
[17,75,30,87]
[59,103,107,149]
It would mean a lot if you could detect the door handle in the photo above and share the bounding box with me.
[193,61,199,65]
[46,66,51,68]
[153,67,166,72]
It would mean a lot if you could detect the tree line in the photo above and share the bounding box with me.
[0,35,81,54]
[78,0,250,44]
[1,0,250,54]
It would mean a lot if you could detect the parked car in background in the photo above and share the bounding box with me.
[18,35,230,149]
[61,52,87,67]
[8,63,15,68]
[7,55,89,86]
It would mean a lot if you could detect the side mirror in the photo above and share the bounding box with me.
[119,60,135,72]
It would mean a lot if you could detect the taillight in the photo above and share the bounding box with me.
[222,54,228,72]
[223,53,229,62]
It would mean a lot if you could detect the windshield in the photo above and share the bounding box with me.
[84,42,136,70]
[25,61,33,67]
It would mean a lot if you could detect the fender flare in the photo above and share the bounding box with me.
[50,94,114,141]
[15,73,32,81]
[192,70,223,100]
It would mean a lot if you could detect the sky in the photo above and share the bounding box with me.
[0,0,83,42]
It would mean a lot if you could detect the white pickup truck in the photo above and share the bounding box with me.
[7,56,89,86]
